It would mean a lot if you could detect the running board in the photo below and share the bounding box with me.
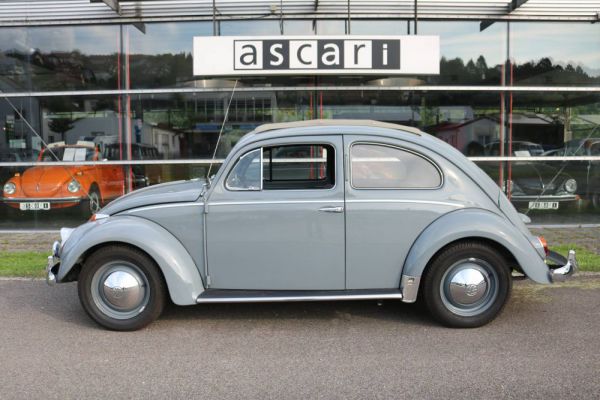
[196,289,403,304]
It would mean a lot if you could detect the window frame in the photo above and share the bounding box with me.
[349,141,444,190]
[224,147,264,192]
[224,142,338,192]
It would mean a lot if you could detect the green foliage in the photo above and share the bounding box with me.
[0,251,47,278]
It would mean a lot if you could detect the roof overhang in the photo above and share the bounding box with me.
[0,0,599,26]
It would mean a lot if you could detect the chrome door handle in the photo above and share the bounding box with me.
[318,206,344,213]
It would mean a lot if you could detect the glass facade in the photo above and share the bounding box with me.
[1,17,600,228]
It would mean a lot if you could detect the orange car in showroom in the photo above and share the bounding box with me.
[2,141,125,215]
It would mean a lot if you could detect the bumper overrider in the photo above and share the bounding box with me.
[46,228,75,286]
[546,250,578,283]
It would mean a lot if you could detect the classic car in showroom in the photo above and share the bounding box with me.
[2,141,125,215]
[482,141,578,211]
[46,120,577,331]
[555,138,600,209]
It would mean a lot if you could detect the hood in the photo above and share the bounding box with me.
[101,179,206,215]
[20,165,74,197]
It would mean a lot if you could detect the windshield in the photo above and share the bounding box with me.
[40,146,96,162]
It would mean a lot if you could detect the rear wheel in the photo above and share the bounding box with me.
[78,245,166,331]
[423,241,512,328]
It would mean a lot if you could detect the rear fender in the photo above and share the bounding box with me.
[402,208,551,286]
[58,216,205,305]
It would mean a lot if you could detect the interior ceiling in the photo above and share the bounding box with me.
[1,0,599,25]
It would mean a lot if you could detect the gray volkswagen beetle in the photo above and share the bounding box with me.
[46,120,577,331]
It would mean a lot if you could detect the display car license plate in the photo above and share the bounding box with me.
[528,201,559,210]
[19,202,50,211]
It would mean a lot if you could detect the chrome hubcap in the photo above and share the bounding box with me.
[91,262,149,320]
[440,258,499,317]
[102,271,145,310]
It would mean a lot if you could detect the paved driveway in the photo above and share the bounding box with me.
[0,276,599,399]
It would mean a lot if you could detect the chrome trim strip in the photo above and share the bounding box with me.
[400,275,421,303]
[208,199,344,206]
[345,199,464,208]
[196,291,403,304]
[124,202,204,213]
[2,86,600,98]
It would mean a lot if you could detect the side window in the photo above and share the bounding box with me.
[350,143,442,189]
[262,144,335,190]
[226,148,262,191]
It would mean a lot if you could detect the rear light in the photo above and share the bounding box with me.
[538,236,549,256]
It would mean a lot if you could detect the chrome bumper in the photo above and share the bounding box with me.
[548,250,578,283]
[2,197,82,204]
[46,240,61,286]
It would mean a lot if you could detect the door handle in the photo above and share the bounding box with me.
[318,206,344,213]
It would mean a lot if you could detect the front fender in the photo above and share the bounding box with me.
[402,208,551,285]
[58,216,205,305]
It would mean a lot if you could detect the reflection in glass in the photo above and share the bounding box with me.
[511,22,600,86]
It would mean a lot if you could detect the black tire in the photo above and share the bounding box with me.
[422,241,512,328]
[80,185,102,216]
[78,245,166,331]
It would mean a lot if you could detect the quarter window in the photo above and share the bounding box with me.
[225,148,262,191]
[350,144,441,189]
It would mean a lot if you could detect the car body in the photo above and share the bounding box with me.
[482,141,578,211]
[46,120,577,331]
[2,141,124,214]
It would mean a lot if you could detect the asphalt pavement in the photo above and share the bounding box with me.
[0,276,599,399]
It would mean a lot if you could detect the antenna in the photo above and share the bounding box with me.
[207,80,238,181]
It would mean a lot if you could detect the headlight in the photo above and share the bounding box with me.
[564,179,577,193]
[67,180,81,193]
[3,182,16,195]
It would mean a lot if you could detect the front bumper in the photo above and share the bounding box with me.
[547,250,578,283]
[2,196,82,204]
[46,240,62,286]
[510,194,578,203]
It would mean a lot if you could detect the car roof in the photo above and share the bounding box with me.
[251,119,423,136]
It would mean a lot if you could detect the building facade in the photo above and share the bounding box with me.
[1,0,600,228]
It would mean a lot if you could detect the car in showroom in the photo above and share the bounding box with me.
[2,141,125,215]
[482,141,578,211]
[45,120,577,331]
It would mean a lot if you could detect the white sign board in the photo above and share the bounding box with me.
[193,35,439,76]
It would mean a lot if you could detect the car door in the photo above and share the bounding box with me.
[205,135,345,290]
[343,135,457,289]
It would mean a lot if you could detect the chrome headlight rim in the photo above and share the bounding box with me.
[67,179,81,193]
[3,182,16,195]
[564,178,577,193]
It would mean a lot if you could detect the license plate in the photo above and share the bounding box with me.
[19,202,51,211]
[528,201,559,210]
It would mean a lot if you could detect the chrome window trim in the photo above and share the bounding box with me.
[223,141,339,193]
[208,199,344,207]
[224,148,263,192]
[349,141,444,190]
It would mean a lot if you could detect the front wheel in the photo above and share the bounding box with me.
[78,245,166,331]
[422,241,512,328]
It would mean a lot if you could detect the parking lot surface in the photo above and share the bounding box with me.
[0,276,599,399]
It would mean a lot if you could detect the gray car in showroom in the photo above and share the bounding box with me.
[46,120,577,330]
